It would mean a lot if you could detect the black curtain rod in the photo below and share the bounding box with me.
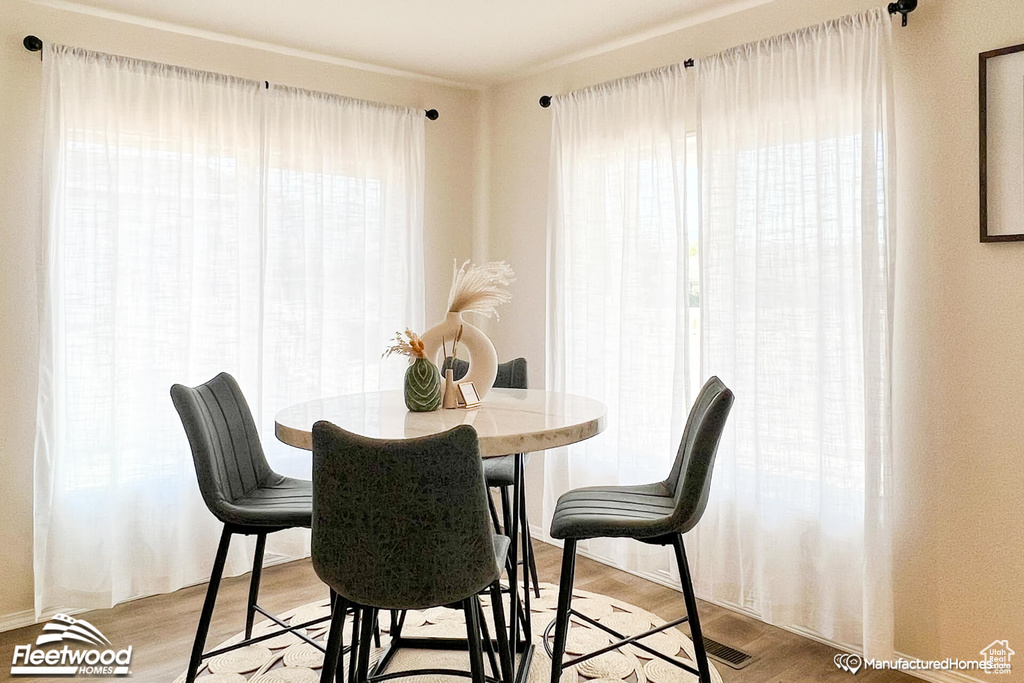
[21,35,440,120]
[538,0,918,108]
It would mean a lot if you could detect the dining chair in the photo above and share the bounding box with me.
[171,372,327,683]
[544,376,734,683]
[312,422,513,683]
[450,357,540,597]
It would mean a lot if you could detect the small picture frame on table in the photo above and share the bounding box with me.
[980,42,1024,242]
[457,382,481,408]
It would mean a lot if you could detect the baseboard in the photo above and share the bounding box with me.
[0,606,88,634]
[529,525,988,683]
[0,609,37,633]
[887,659,990,683]
[0,552,304,635]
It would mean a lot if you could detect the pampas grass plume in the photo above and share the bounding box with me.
[447,260,515,319]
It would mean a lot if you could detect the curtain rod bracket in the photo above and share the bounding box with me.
[887,0,918,26]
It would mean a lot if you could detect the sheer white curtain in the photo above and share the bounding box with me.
[544,67,698,578]
[545,8,895,657]
[35,45,424,614]
[691,10,895,656]
[258,85,425,484]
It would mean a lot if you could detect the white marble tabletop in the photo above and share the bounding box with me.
[274,388,606,457]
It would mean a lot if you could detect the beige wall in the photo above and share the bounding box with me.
[0,0,480,621]
[484,0,1024,668]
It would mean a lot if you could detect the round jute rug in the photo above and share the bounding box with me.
[174,582,722,683]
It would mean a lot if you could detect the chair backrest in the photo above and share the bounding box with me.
[450,357,527,390]
[665,376,734,533]
[311,422,501,610]
[170,372,276,524]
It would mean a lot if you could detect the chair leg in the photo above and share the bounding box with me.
[347,608,362,683]
[391,610,403,638]
[499,487,513,538]
[321,596,349,683]
[511,456,533,643]
[504,481,521,650]
[671,534,711,683]
[489,582,513,683]
[487,491,503,533]
[526,530,541,597]
[549,539,577,683]
[476,598,500,680]
[463,598,487,683]
[518,484,541,598]
[245,532,267,639]
[355,608,375,683]
[185,526,233,683]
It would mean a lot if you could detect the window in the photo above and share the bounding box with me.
[35,46,425,609]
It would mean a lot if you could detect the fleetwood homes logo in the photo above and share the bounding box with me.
[11,614,132,677]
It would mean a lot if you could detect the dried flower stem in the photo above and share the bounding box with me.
[383,329,426,361]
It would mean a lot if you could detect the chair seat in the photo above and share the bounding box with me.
[483,454,529,487]
[218,475,313,529]
[549,481,677,541]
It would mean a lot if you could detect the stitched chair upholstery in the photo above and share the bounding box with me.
[450,356,539,597]
[312,422,506,609]
[170,372,316,683]
[546,377,734,683]
[450,357,527,486]
[311,422,513,683]
[550,376,732,540]
[172,372,311,529]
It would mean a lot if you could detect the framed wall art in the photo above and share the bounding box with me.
[980,42,1024,242]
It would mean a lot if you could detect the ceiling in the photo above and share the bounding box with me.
[36,0,769,86]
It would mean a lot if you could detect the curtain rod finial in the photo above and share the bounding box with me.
[425,109,439,120]
[23,35,43,52]
[539,95,552,108]
[888,0,918,26]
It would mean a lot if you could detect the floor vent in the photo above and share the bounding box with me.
[703,637,755,670]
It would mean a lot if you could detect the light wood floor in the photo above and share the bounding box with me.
[0,540,913,682]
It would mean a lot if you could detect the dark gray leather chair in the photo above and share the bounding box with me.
[312,422,513,683]
[171,372,318,683]
[450,357,539,596]
[545,377,734,683]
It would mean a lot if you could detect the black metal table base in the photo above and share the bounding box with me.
[370,637,534,683]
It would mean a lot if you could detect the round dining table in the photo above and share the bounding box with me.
[275,387,607,683]
[275,387,606,457]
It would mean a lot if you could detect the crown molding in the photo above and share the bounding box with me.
[24,0,486,91]
[502,0,775,83]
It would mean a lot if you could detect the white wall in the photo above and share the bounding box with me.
[483,0,1024,668]
[0,0,480,623]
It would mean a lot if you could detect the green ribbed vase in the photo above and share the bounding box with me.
[404,357,442,412]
